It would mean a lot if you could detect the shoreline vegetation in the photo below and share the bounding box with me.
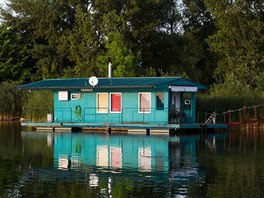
[0,82,24,121]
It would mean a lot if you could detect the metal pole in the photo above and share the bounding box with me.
[108,61,112,78]
[143,109,145,123]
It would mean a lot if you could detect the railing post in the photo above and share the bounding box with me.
[143,108,145,123]
[71,108,72,122]
[120,108,123,123]
[239,109,242,123]
[254,105,257,120]
[228,110,231,124]
[30,109,32,122]
[154,108,155,124]
[243,106,246,123]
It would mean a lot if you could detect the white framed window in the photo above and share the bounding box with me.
[71,93,80,100]
[58,91,68,101]
[138,92,151,113]
[97,93,108,113]
[110,93,122,113]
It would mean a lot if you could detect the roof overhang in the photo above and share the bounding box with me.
[16,77,208,91]
[170,86,198,92]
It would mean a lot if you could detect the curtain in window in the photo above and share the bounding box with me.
[139,93,151,112]
[58,91,68,101]
[97,93,108,113]
[111,93,121,112]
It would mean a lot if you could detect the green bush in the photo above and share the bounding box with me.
[0,82,25,120]
[23,91,53,121]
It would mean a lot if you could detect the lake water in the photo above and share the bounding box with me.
[0,123,264,197]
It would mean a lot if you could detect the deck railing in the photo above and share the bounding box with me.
[196,108,226,124]
[23,107,226,124]
[23,107,171,124]
[82,107,172,124]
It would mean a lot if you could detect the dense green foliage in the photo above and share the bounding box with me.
[0,25,29,83]
[205,0,264,89]
[0,83,53,121]
[0,0,214,83]
[0,0,264,115]
[1,0,263,87]
[23,91,53,121]
[0,82,25,120]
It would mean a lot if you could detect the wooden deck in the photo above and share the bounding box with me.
[21,121,227,133]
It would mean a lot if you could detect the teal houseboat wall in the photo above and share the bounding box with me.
[180,92,196,124]
[54,89,170,124]
[17,77,207,125]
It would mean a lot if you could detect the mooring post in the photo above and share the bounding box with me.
[254,106,257,120]
[243,106,246,123]
[108,128,112,135]
[146,128,150,136]
[228,110,231,124]
[239,109,242,124]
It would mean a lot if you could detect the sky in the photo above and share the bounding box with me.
[0,0,6,7]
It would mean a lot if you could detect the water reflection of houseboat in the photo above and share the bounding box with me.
[169,135,202,183]
[52,133,207,185]
[54,133,170,173]
[20,132,226,187]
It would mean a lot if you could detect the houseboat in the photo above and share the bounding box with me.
[17,77,227,133]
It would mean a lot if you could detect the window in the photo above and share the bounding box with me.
[111,93,122,113]
[139,92,151,113]
[97,93,108,113]
[71,93,80,100]
[156,92,164,110]
[58,91,68,101]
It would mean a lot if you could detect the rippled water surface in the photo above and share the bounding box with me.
[1,123,264,197]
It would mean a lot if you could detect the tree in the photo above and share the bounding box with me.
[62,7,99,77]
[0,0,216,83]
[205,0,264,89]
[0,24,29,83]
[0,0,87,79]
[97,31,140,77]
[0,82,25,120]
[123,0,181,75]
[182,0,217,84]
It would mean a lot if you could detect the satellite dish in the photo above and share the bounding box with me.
[89,76,98,87]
